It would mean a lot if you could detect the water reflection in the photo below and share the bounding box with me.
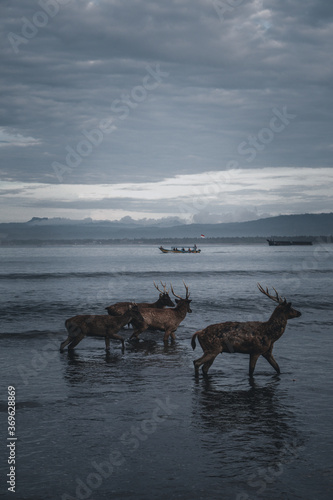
[192,376,303,481]
[125,338,158,354]
[60,348,123,386]
[60,337,185,389]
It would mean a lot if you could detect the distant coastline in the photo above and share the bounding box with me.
[0,213,332,245]
[0,236,332,247]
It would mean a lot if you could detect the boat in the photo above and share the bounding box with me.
[159,246,201,254]
[267,239,313,246]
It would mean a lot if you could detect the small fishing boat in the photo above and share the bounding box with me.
[159,245,201,254]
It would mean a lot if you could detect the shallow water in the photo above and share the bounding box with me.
[0,244,333,499]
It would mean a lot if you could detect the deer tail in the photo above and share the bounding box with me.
[191,331,200,350]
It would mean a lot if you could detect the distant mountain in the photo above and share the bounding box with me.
[0,213,332,242]
[25,216,184,228]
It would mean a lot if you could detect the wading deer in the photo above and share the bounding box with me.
[127,281,192,343]
[60,304,144,353]
[105,281,175,316]
[192,284,301,377]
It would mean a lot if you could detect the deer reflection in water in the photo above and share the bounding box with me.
[192,377,303,493]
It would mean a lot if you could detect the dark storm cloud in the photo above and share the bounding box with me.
[0,0,332,221]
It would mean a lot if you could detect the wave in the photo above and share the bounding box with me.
[1,268,333,281]
[0,330,63,338]
[0,271,119,280]
[0,303,76,316]
[2,318,332,338]
[1,291,331,316]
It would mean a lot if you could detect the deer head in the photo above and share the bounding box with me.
[257,283,301,319]
[170,281,192,313]
[127,303,145,322]
[153,281,175,306]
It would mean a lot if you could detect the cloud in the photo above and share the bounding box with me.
[0,128,41,148]
[0,0,332,220]
[0,167,332,222]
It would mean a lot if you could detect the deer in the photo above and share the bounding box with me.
[191,283,301,378]
[126,281,192,344]
[60,304,144,353]
[105,281,175,317]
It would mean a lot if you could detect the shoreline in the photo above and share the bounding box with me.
[1,236,331,247]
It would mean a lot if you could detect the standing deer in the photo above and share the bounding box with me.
[127,281,192,343]
[192,284,301,377]
[60,304,144,353]
[105,281,175,316]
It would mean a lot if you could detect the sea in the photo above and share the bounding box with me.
[0,243,332,500]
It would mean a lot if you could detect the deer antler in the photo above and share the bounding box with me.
[170,281,190,299]
[154,280,168,294]
[257,283,285,304]
[154,281,163,293]
[183,280,190,299]
[170,283,182,299]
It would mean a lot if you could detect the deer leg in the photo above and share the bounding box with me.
[106,333,125,353]
[60,336,72,353]
[129,325,146,340]
[129,330,141,341]
[202,353,218,375]
[263,351,280,374]
[193,353,207,375]
[68,333,85,350]
[61,322,80,352]
[170,330,177,343]
[163,329,174,344]
[249,353,261,377]
[194,351,220,376]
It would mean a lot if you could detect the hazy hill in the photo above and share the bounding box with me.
[0,213,332,242]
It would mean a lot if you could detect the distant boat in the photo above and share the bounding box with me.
[267,239,313,246]
[159,246,201,254]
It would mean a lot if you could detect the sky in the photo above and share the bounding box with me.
[1,0,333,224]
